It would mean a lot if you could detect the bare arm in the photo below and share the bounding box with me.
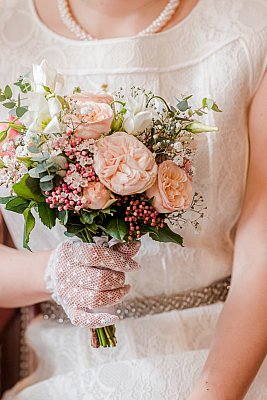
[189,70,267,400]
[0,240,51,307]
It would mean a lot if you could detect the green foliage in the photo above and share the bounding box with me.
[106,217,128,241]
[58,210,68,225]
[14,77,31,94]
[37,202,56,229]
[6,197,30,214]
[23,206,36,250]
[16,106,28,118]
[81,210,99,225]
[13,174,44,202]
[4,85,12,99]
[177,99,190,112]
[148,223,183,246]
[0,131,7,143]
[0,196,16,204]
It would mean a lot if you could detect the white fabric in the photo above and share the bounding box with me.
[0,0,267,398]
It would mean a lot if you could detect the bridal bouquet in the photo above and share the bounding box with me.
[0,61,220,347]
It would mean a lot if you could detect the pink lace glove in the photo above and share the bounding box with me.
[45,240,140,328]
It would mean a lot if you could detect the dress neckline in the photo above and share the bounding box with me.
[29,0,203,46]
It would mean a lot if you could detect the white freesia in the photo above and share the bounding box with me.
[20,92,62,135]
[123,93,155,134]
[33,60,64,94]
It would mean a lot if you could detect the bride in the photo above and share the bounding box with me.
[0,0,267,398]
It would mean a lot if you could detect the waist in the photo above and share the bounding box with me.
[40,276,231,323]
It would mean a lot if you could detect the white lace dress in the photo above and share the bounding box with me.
[1,0,267,399]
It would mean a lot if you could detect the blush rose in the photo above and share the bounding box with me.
[93,131,157,196]
[146,160,193,213]
[64,92,114,140]
[82,182,115,210]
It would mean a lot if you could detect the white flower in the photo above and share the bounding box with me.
[20,92,62,135]
[123,93,155,134]
[173,141,183,151]
[33,60,64,94]
[173,154,184,166]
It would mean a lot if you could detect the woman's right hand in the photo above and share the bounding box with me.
[45,240,140,328]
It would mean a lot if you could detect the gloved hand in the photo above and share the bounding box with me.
[45,240,140,328]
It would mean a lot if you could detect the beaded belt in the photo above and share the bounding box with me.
[40,276,231,323]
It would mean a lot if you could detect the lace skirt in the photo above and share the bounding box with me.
[3,303,267,400]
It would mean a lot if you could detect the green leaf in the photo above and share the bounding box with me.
[202,97,214,110]
[16,156,34,168]
[0,94,6,102]
[106,217,128,241]
[149,223,183,246]
[13,174,44,202]
[40,180,53,192]
[6,197,30,214]
[23,207,35,250]
[3,101,16,109]
[65,223,85,235]
[58,210,68,225]
[37,202,56,229]
[4,85,12,99]
[16,107,28,118]
[212,103,222,112]
[177,99,189,112]
[40,174,54,182]
[0,159,4,168]
[81,210,99,225]
[0,196,16,204]
[28,146,40,154]
[0,130,7,143]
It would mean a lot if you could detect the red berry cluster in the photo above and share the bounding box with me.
[117,195,165,241]
[45,164,99,212]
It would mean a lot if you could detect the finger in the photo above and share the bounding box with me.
[114,241,141,258]
[60,241,140,272]
[85,245,140,272]
[62,285,130,309]
[65,266,125,290]
[68,308,119,328]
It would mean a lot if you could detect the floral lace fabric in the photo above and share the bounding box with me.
[1,0,267,398]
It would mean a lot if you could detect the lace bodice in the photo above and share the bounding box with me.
[0,0,267,298]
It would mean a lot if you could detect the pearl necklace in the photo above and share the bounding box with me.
[57,0,181,41]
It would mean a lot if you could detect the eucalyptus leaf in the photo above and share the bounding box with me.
[40,174,54,182]
[58,210,68,225]
[28,146,40,154]
[40,180,53,192]
[177,99,189,112]
[0,95,6,102]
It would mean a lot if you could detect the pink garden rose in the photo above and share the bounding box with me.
[82,182,114,210]
[146,160,193,213]
[0,116,20,157]
[93,131,158,196]
[64,92,114,140]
